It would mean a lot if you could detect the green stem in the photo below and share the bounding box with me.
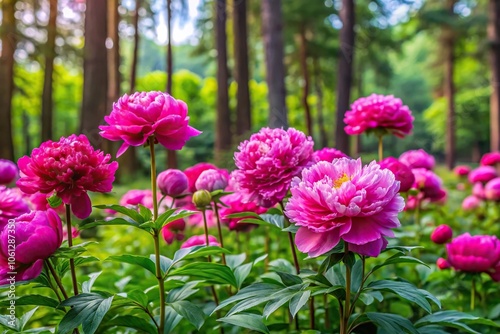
[279,201,300,275]
[343,243,351,334]
[350,256,366,316]
[471,276,476,311]
[65,204,79,296]
[378,135,384,162]
[213,202,226,265]
[46,259,69,300]
[414,197,422,243]
[309,296,315,329]
[149,138,164,334]
[323,294,331,330]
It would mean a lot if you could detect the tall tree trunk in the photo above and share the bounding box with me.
[41,0,57,142]
[355,61,363,156]
[166,0,177,168]
[335,0,355,155]
[22,110,30,156]
[80,0,108,148]
[489,0,500,152]
[215,0,231,160]
[443,0,456,169]
[0,0,16,160]
[313,58,328,147]
[262,0,288,128]
[130,0,141,93]
[233,0,251,136]
[298,26,313,137]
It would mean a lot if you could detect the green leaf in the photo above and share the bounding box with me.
[168,262,237,287]
[170,300,206,330]
[415,310,500,334]
[226,211,262,219]
[138,204,153,222]
[57,256,100,278]
[259,214,285,229]
[383,245,423,254]
[127,290,149,309]
[149,254,173,275]
[18,307,39,332]
[79,218,139,230]
[0,295,59,309]
[164,306,183,334]
[82,271,102,293]
[213,283,282,313]
[173,246,231,264]
[367,280,436,313]
[58,293,114,334]
[166,281,200,303]
[366,312,419,334]
[94,204,145,224]
[52,242,95,258]
[276,271,302,286]
[226,253,246,269]
[106,255,156,276]
[104,315,157,334]
[156,209,196,230]
[371,254,429,273]
[350,260,363,293]
[218,313,270,334]
[234,262,253,289]
[289,290,311,318]
[47,194,62,208]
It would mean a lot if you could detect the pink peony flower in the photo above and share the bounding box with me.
[485,177,500,201]
[472,182,485,199]
[312,148,348,163]
[480,152,500,166]
[0,159,18,185]
[184,163,219,193]
[26,192,64,213]
[453,165,471,177]
[157,169,188,197]
[161,218,185,244]
[344,94,414,138]
[468,166,497,184]
[0,209,63,285]
[0,186,30,231]
[219,192,267,232]
[411,168,447,202]
[399,149,435,170]
[234,127,314,208]
[285,158,404,257]
[17,135,118,219]
[379,157,415,192]
[99,91,201,157]
[120,189,154,210]
[195,169,228,192]
[436,258,450,270]
[462,195,482,211]
[446,233,500,274]
[431,225,453,244]
[181,234,219,249]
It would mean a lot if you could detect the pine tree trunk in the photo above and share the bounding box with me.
[41,0,57,142]
[489,0,500,152]
[233,0,251,136]
[444,0,456,169]
[262,0,288,128]
[215,0,232,161]
[80,0,108,148]
[166,0,178,168]
[298,26,313,138]
[313,58,328,148]
[0,0,16,160]
[335,0,355,155]
[130,0,141,93]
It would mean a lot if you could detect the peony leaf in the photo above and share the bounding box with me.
[415,310,500,334]
[289,290,311,318]
[106,255,156,276]
[218,313,270,334]
[102,315,157,334]
[58,293,114,334]
[366,312,419,334]
[93,204,145,224]
[168,262,237,287]
[169,300,206,330]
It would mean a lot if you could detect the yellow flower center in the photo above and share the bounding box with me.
[333,173,351,189]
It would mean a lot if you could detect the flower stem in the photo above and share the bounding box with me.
[213,203,226,265]
[280,202,300,275]
[149,138,165,334]
[471,276,476,311]
[65,204,79,296]
[343,243,351,334]
[309,296,315,329]
[46,259,69,300]
[323,294,331,329]
[378,135,384,162]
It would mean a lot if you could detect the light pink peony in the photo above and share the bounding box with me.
[312,148,348,163]
[181,235,219,249]
[344,94,414,138]
[0,159,18,185]
[468,166,497,184]
[411,168,446,202]
[219,192,267,232]
[430,224,453,244]
[453,165,471,177]
[462,195,482,211]
[17,134,118,219]
[157,169,188,197]
[120,189,154,210]
[0,186,30,230]
[485,177,500,201]
[184,163,219,193]
[285,158,404,257]
[234,127,314,208]
[195,169,228,192]
[379,157,415,192]
[99,91,201,157]
[399,149,435,170]
[480,152,500,166]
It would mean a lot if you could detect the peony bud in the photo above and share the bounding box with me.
[436,258,450,270]
[157,169,188,197]
[192,190,212,208]
[485,177,500,201]
[0,159,18,185]
[379,157,415,192]
[431,224,453,244]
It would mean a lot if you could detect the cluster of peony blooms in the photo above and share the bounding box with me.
[432,225,500,281]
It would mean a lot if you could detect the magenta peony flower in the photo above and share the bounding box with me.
[462,195,482,211]
[219,192,267,232]
[453,165,471,177]
[0,186,30,230]
[431,224,453,244]
[480,152,500,166]
[285,158,404,257]
[312,148,348,163]
[181,235,219,249]
[161,218,185,244]
[436,258,450,270]
[485,177,500,201]
[344,94,414,138]
[234,127,314,208]
[120,189,154,210]
[399,149,435,170]
[468,166,497,184]
[411,168,446,202]
[99,91,201,157]
[0,209,63,285]
[0,159,18,185]
[16,135,118,219]
[27,192,64,213]
[184,163,219,193]
[379,157,415,192]
[446,233,500,274]
[472,182,485,199]
[157,169,188,197]
[195,169,228,192]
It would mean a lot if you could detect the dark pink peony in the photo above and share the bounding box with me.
[0,186,30,230]
[99,91,201,157]
[480,152,500,166]
[120,189,154,210]
[184,163,219,193]
[27,192,64,213]
[285,158,404,257]
[17,134,118,219]
[436,258,450,270]
[399,149,435,170]
[446,233,500,275]
[468,166,497,184]
[379,157,415,192]
[312,148,348,163]
[430,224,453,244]
[157,169,188,197]
[453,165,471,177]
[462,195,482,211]
[485,178,500,201]
[161,218,185,244]
[195,169,228,192]
[411,168,447,202]
[234,127,314,208]
[181,235,219,249]
[344,94,414,138]
[0,159,18,185]
[0,209,63,285]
